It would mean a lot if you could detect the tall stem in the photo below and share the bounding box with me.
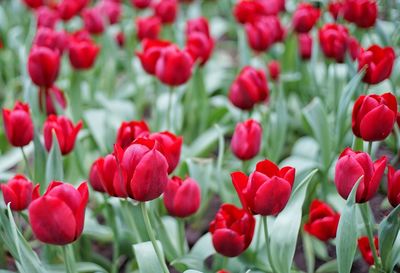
[262,216,276,273]
[121,200,143,243]
[103,195,119,273]
[20,147,33,179]
[367,141,373,157]
[177,219,186,256]
[167,87,173,131]
[62,244,76,273]
[140,202,170,273]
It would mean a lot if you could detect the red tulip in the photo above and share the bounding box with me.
[334,148,386,203]
[155,45,193,86]
[209,204,255,257]
[292,3,320,33]
[328,0,343,20]
[388,165,400,207]
[23,0,44,9]
[132,0,152,9]
[154,0,178,24]
[304,200,340,241]
[217,271,230,273]
[232,159,295,215]
[358,236,379,266]
[228,66,269,111]
[185,32,214,65]
[82,8,105,35]
[39,85,67,116]
[352,93,397,141]
[57,0,88,21]
[137,39,172,75]
[358,45,396,85]
[149,131,182,174]
[186,17,211,38]
[43,115,83,155]
[1,175,33,211]
[89,159,106,193]
[163,176,201,217]
[318,23,349,63]
[343,0,377,28]
[115,31,125,47]
[97,0,121,24]
[245,17,276,52]
[116,120,150,149]
[136,16,162,41]
[29,181,89,245]
[28,46,60,87]
[233,0,264,24]
[68,34,100,70]
[96,153,123,197]
[33,27,68,55]
[348,36,361,60]
[231,119,262,160]
[267,60,280,81]
[36,7,59,29]
[2,101,34,147]
[298,33,312,60]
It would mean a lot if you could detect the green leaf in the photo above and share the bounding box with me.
[269,169,318,273]
[185,126,229,157]
[45,132,63,189]
[45,262,108,273]
[315,260,338,273]
[83,109,108,154]
[336,177,363,273]
[33,132,46,185]
[133,241,165,273]
[183,271,203,273]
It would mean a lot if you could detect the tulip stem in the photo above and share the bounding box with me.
[178,219,186,256]
[359,203,382,269]
[367,141,373,157]
[62,244,77,273]
[20,147,33,179]
[104,196,119,273]
[167,87,174,132]
[262,216,277,273]
[140,202,170,273]
[121,200,143,243]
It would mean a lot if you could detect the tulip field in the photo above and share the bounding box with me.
[0,0,400,272]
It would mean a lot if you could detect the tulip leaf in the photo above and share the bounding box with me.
[269,169,318,273]
[133,241,165,273]
[183,271,203,273]
[336,176,363,273]
[33,131,46,185]
[45,262,107,272]
[83,109,108,154]
[315,260,338,273]
[378,204,400,272]
[45,132,63,189]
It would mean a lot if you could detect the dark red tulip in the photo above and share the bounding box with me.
[298,33,312,60]
[358,45,396,85]
[68,35,100,70]
[292,3,320,33]
[28,46,60,88]
[233,0,282,24]
[318,23,349,63]
[2,101,34,147]
[267,60,280,81]
[149,131,182,174]
[163,176,201,217]
[228,66,269,111]
[304,200,340,241]
[387,165,400,207]
[43,115,83,155]
[57,0,88,21]
[358,236,379,266]
[115,31,125,47]
[232,159,295,215]
[23,0,44,9]
[132,0,152,9]
[1,175,33,211]
[97,0,121,25]
[136,16,162,41]
[209,204,255,257]
[154,0,178,24]
[328,0,343,20]
[245,17,276,52]
[89,159,106,193]
[352,93,397,141]
[82,8,105,35]
[36,7,59,29]
[186,17,211,38]
[29,181,89,245]
[116,120,150,149]
[39,85,67,116]
[343,0,377,28]
[186,32,214,65]
[348,36,361,60]
[334,148,386,203]
[137,39,172,75]
[231,119,262,160]
[155,45,193,86]
[96,153,123,197]
[33,27,68,54]
[258,0,285,15]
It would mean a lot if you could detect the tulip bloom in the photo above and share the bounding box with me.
[186,17,211,38]
[39,85,67,116]
[116,120,150,149]
[358,45,396,85]
[97,0,121,25]
[231,119,262,160]
[3,102,34,147]
[292,3,320,33]
[348,36,361,60]
[33,28,68,55]
[232,159,295,215]
[343,0,377,28]
[82,8,105,35]
[209,204,255,257]
[132,0,152,9]
[149,131,183,174]
[387,165,400,207]
[267,60,280,81]
[23,0,44,9]
[334,148,386,203]
[245,17,276,52]
[57,0,88,21]
[136,16,162,41]
[43,115,83,155]
[352,93,397,141]
[318,23,349,63]
[304,200,340,241]
[1,175,33,211]
[154,0,178,24]
[233,0,282,24]
[328,0,343,20]
[185,32,214,66]
[89,159,106,193]
[298,33,312,60]
[228,66,269,111]
[155,45,193,86]
[28,46,60,88]
[36,7,60,29]
[358,236,379,266]
[137,39,172,75]
[29,181,89,245]
[68,34,100,70]
[163,176,201,217]
[96,153,122,197]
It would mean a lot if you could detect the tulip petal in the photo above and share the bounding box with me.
[231,172,249,211]
[334,155,365,201]
[363,156,386,202]
[212,229,245,257]
[1,184,19,210]
[359,105,395,141]
[172,179,201,217]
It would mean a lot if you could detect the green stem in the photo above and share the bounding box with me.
[121,199,143,243]
[62,244,77,273]
[104,196,119,273]
[167,87,173,131]
[178,219,186,256]
[359,203,382,269]
[254,220,262,264]
[20,147,33,179]
[220,255,228,270]
[367,141,373,157]
[262,216,276,273]
[140,202,170,273]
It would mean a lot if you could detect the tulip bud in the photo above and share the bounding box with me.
[267,60,280,81]
[358,45,395,85]
[82,8,105,35]
[68,34,100,70]
[28,46,60,88]
[233,0,264,24]
[149,131,183,174]
[231,119,262,160]
[23,0,44,9]
[137,39,172,75]
[334,148,386,203]
[115,31,125,47]
[136,16,162,41]
[154,0,178,24]
[163,176,201,217]
[39,85,67,116]
[33,28,68,54]
[292,3,320,33]
[304,200,340,241]
[29,181,89,245]
[96,153,124,197]
[155,45,193,86]
[387,165,400,207]
[343,0,377,28]
[298,33,312,60]
[186,17,211,38]
[2,101,34,147]
[318,23,349,63]
[116,120,150,149]
[358,236,379,266]
[58,0,88,21]
[245,17,276,52]
[97,0,121,25]
[89,159,106,193]
[43,115,83,155]
[352,93,397,141]
[228,66,269,111]
[36,7,59,29]
[1,175,33,211]
[232,159,295,215]
[209,204,255,257]
[328,0,343,20]
[348,36,361,60]
[131,0,152,9]
[185,32,214,65]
